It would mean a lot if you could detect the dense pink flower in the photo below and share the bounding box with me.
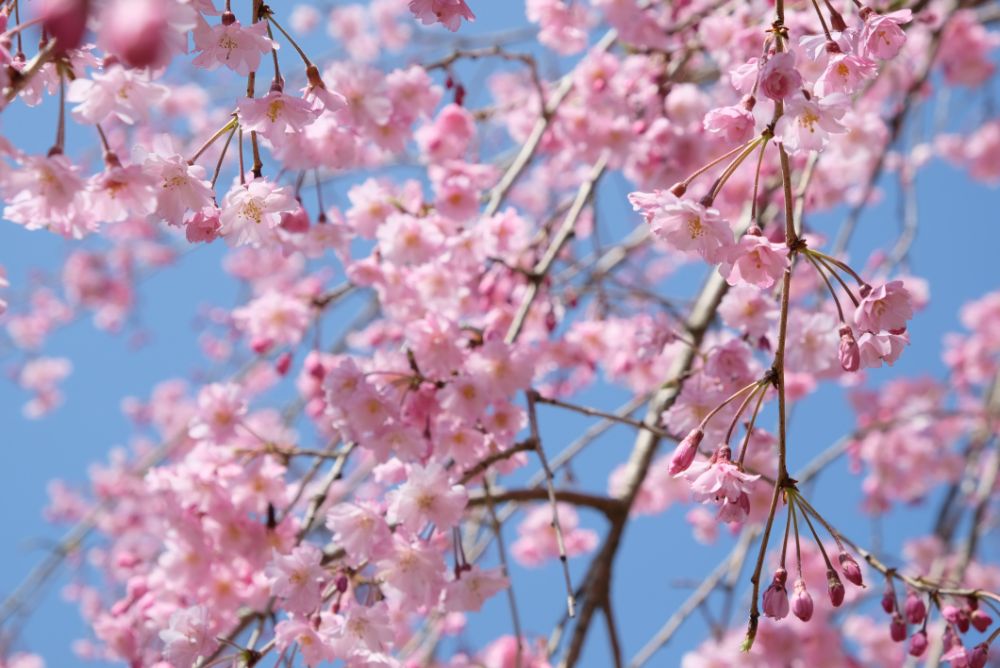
[760,52,802,100]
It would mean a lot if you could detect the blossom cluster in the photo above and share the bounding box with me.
[0,1,998,668]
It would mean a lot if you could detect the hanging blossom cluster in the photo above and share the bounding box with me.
[1,0,1000,667]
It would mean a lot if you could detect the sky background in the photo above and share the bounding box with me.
[1,2,999,667]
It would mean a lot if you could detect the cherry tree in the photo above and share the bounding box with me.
[1,0,1000,666]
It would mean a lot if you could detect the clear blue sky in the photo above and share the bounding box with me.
[1,3,999,667]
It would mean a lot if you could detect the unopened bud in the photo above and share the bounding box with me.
[881,584,896,614]
[792,578,813,622]
[275,352,293,376]
[889,614,907,642]
[838,552,864,587]
[904,591,926,625]
[970,608,993,633]
[943,604,970,633]
[908,630,928,657]
[839,327,860,372]
[827,569,845,607]
[970,643,989,668]
[668,428,703,476]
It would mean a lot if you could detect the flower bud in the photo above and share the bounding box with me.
[100,0,169,68]
[904,591,926,625]
[275,352,293,376]
[838,552,864,587]
[889,614,907,642]
[970,643,989,668]
[279,205,311,233]
[40,0,90,54]
[827,569,845,607]
[943,604,970,633]
[881,584,896,614]
[838,327,860,372]
[908,630,928,657]
[970,608,993,633]
[791,579,813,622]
[668,428,704,476]
[762,568,789,620]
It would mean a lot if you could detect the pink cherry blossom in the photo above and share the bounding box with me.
[67,66,169,125]
[760,52,802,101]
[386,461,468,532]
[219,180,298,247]
[722,233,789,289]
[192,14,276,76]
[630,194,735,263]
[855,280,914,333]
[682,446,760,523]
[859,9,911,60]
[409,0,475,32]
[266,544,326,614]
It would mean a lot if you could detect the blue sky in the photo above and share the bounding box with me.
[1,3,999,667]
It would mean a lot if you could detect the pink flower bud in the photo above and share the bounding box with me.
[275,352,293,376]
[881,584,896,614]
[669,428,704,476]
[890,614,907,642]
[762,568,789,620]
[909,630,928,657]
[943,604,971,633]
[827,569,845,607]
[100,0,169,68]
[970,643,989,668]
[838,326,860,372]
[40,0,90,54]
[250,336,274,354]
[905,592,926,625]
[970,608,993,633]
[838,552,863,587]
[280,205,311,233]
[792,579,813,622]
